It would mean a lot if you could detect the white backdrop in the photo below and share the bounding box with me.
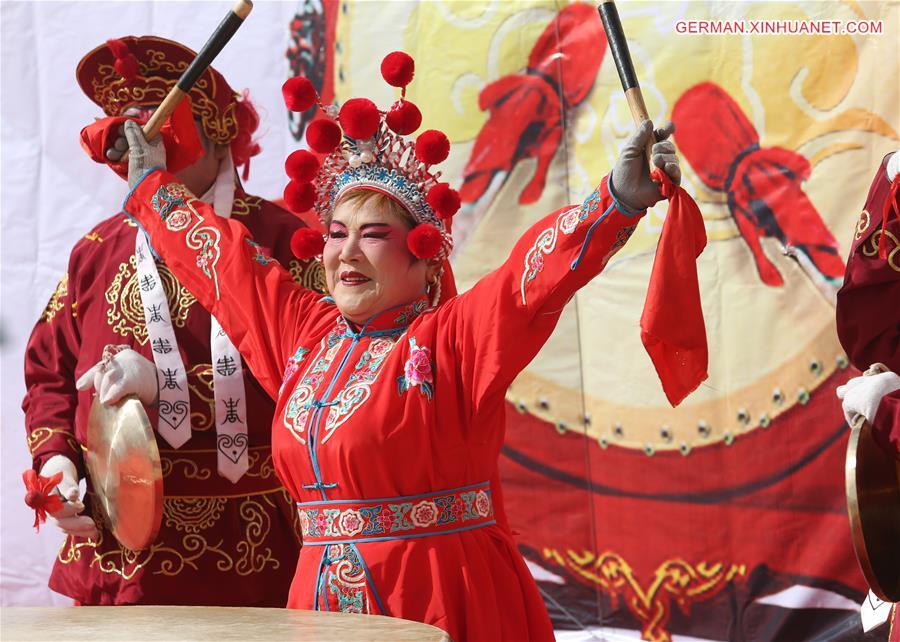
[0,0,306,606]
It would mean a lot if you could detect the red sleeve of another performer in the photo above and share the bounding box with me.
[22,246,87,477]
[448,176,644,407]
[836,157,900,374]
[124,169,331,398]
[871,390,900,458]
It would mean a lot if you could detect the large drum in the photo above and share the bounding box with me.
[1,606,453,642]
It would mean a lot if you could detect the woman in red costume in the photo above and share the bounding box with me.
[112,52,681,641]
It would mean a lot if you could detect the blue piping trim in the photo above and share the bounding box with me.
[607,170,646,217]
[306,333,359,500]
[570,203,615,270]
[313,546,329,611]
[351,543,386,615]
[127,218,162,262]
[296,481,491,507]
[301,520,498,546]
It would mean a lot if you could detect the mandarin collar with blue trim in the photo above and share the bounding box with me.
[331,295,430,338]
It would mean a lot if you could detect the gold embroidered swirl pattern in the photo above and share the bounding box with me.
[543,548,745,642]
[160,456,212,481]
[245,451,277,479]
[232,195,263,218]
[105,257,196,345]
[58,491,292,580]
[862,228,900,272]
[91,48,235,144]
[235,496,280,575]
[855,209,871,240]
[164,498,227,533]
[187,363,215,432]
[289,259,327,292]
[41,274,69,323]
[28,427,78,456]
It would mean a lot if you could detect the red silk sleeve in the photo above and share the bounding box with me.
[448,176,644,408]
[124,169,332,398]
[22,253,86,476]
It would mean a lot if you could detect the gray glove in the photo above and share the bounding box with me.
[610,120,681,211]
[123,120,167,190]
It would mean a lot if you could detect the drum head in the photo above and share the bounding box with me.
[846,419,900,602]
[86,395,163,551]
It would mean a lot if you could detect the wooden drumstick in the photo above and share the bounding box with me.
[141,0,254,140]
[597,0,655,168]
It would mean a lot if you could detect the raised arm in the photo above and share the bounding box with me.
[450,121,680,408]
[121,121,331,396]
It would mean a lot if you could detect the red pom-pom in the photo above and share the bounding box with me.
[381,51,415,87]
[338,98,381,140]
[406,224,443,259]
[290,228,325,259]
[386,100,422,135]
[285,150,320,182]
[282,77,318,112]
[427,183,461,219]
[114,55,140,81]
[284,180,316,214]
[415,130,450,165]
[306,119,342,153]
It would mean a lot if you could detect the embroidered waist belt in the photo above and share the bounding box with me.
[297,481,495,545]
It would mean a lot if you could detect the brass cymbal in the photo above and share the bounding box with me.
[86,395,163,551]
[846,419,900,602]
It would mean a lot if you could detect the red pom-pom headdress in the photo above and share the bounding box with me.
[281,51,458,262]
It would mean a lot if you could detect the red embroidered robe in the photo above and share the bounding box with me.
[123,168,644,641]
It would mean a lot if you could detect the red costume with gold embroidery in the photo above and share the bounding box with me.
[121,168,642,640]
[836,152,900,458]
[22,36,324,605]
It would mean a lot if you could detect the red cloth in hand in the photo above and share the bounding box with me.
[640,169,709,406]
[673,82,843,286]
[79,98,203,180]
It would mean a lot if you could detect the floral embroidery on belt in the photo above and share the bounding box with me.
[298,486,494,542]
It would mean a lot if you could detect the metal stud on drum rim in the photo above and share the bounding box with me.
[86,395,163,550]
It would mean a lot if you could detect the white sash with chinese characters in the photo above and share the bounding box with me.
[136,154,249,482]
